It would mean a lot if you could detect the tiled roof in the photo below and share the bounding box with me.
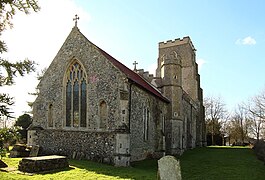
[97,47,170,103]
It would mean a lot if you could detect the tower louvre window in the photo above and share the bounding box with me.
[65,61,87,128]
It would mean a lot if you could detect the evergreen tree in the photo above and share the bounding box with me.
[15,113,32,141]
[0,0,40,117]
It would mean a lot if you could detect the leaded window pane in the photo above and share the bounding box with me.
[65,61,87,128]
[73,81,79,127]
[80,80,87,127]
[66,81,71,127]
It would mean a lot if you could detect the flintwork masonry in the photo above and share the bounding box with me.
[28,22,206,166]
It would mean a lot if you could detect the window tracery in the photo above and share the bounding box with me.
[65,61,87,128]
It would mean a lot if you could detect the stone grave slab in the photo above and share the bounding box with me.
[158,155,182,180]
[18,155,69,173]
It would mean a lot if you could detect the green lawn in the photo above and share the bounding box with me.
[0,146,264,180]
[180,146,265,180]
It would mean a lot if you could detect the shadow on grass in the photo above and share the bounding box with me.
[69,159,157,180]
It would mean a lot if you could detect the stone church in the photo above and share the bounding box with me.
[28,22,206,166]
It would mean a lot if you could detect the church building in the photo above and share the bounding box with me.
[28,20,206,166]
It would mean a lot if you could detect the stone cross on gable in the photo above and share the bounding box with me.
[133,61,138,71]
[73,14,80,27]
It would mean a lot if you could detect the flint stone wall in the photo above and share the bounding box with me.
[35,129,116,164]
[130,84,168,161]
[32,27,125,131]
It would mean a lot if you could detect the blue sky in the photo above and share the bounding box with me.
[2,0,265,117]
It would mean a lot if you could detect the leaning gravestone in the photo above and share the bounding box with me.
[29,145,39,157]
[157,156,182,180]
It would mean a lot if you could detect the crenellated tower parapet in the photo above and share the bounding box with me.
[158,36,196,51]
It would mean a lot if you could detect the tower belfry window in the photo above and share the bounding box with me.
[65,61,87,128]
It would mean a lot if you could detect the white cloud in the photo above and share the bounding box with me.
[196,58,206,72]
[236,36,256,45]
[1,0,90,117]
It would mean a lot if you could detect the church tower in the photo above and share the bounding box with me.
[156,39,184,155]
[156,37,200,154]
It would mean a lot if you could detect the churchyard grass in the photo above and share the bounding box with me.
[0,158,157,180]
[0,146,264,179]
[180,146,265,180]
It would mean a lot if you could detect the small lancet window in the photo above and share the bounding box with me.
[65,61,87,128]
[143,106,150,141]
[48,104,53,127]
[99,101,107,129]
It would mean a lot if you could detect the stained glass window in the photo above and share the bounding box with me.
[65,61,87,128]
[66,81,71,127]
[80,80,87,127]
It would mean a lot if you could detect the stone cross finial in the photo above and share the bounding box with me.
[73,14,80,27]
[133,61,138,71]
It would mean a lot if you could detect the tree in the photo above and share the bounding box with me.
[15,113,32,142]
[15,113,32,129]
[246,91,265,141]
[27,67,47,110]
[227,104,251,144]
[0,127,20,151]
[204,96,227,145]
[0,0,40,118]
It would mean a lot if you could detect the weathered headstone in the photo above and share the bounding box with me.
[29,145,39,157]
[157,155,182,180]
[253,140,265,164]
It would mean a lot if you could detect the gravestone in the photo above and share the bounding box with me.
[157,155,182,180]
[253,140,265,164]
[9,144,30,158]
[29,145,39,157]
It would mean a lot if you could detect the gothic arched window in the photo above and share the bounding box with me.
[65,61,87,128]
